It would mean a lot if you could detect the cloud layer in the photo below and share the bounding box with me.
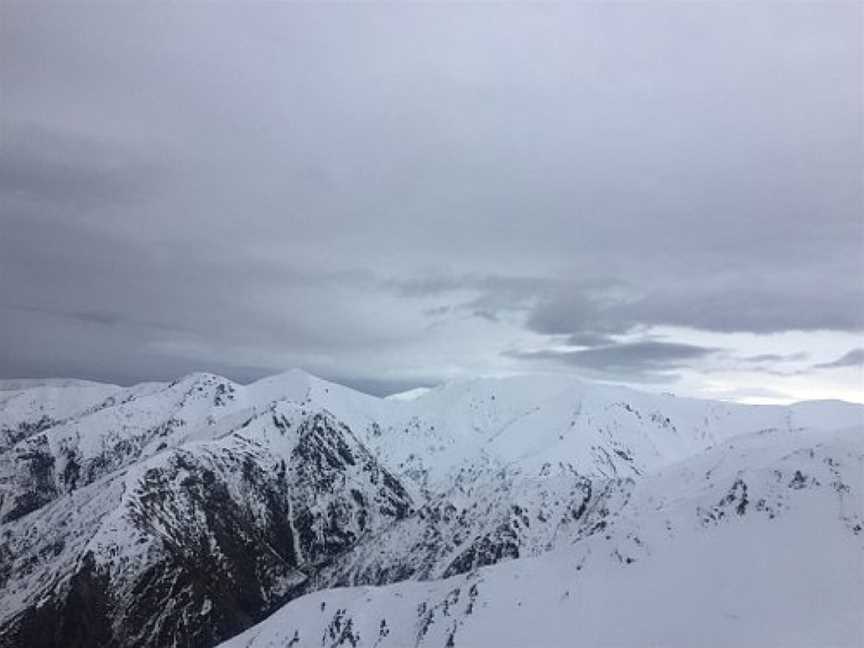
[814,349,864,370]
[1,3,861,399]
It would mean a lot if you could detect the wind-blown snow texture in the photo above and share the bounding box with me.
[0,371,861,647]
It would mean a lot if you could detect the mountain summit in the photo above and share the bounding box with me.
[1,371,861,647]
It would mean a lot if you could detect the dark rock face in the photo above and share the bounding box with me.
[0,422,173,524]
[0,375,232,526]
[0,407,413,648]
[290,414,413,559]
[312,469,622,594]
[114,451,305,648]
[442,523,520,578]
[0,415,57,452]
[0,435,59,523]
[1,552,113,648]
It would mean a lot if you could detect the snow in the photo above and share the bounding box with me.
[1,369,862,647]
[219,424,864,648]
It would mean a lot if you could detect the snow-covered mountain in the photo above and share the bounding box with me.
[0,371,861,647]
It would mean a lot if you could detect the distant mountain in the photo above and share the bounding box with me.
[1,371,861,647]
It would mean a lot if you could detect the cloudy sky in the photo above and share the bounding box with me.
[1,2,862,403]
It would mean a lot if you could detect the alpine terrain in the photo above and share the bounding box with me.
[0,370,861,648]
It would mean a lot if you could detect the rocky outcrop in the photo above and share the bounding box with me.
[2,371,862,648]
[0,403,413,648]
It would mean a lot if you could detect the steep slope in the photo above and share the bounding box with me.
[219,424,864,648]
[0,399,413,648]
[0,370,390,524]
[0,378,121,451]
[1,370,861,648]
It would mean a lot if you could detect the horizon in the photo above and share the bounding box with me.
[3,366,862,407]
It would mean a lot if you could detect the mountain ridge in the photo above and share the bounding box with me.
[1,370,861,647]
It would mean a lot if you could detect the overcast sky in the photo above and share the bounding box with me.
[1,2,862,402]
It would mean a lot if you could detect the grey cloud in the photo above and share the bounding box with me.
[391,274,556,304]
[393,274,622,330]
[613,282,864,334]
[422,306,452,318]
[0,212,417,387]
[472,309,500,323]
[566,333,620,348]
[508,341,720,381]
[813,349,864,369]
[527,279,864,337]
[700,351,813,376]
[0,122,161,210]
[1,304,192,335]
[0,3,861,393]
[525,286,630,337]
[740,352,810,363]
[408,272,863,339]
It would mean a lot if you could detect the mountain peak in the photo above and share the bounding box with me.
[2,371,862,648]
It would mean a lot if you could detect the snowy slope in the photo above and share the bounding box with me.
[1,370,861,648]
[220,425,864,648]
[0,398,412,648]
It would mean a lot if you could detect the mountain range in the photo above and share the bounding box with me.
[1,370,861,647]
